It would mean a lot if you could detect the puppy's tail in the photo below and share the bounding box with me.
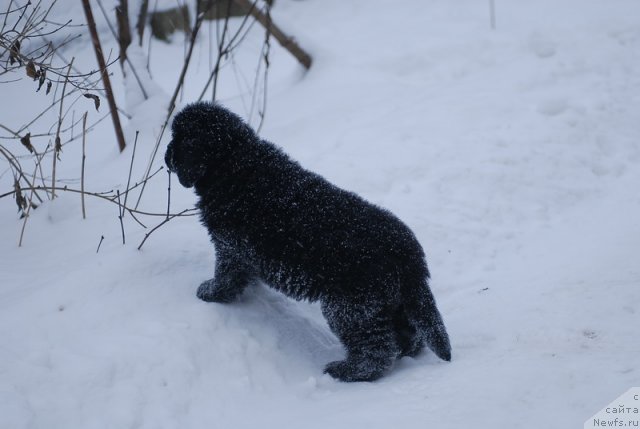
[405,280,452,361]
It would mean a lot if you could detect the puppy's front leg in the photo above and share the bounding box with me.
[197,248,255,303]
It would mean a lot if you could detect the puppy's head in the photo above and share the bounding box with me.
[165,102,256,188]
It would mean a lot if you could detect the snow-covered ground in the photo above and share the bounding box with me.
[1,0,639,427]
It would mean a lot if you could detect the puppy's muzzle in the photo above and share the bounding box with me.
[165,142,176,172]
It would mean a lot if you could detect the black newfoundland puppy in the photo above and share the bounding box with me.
[165,102,451,381]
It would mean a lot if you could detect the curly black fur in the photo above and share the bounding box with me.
[165,102,451,382]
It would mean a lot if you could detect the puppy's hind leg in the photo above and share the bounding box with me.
[393,306,425,358]
[322,297,400,382]
[197,247,255,303]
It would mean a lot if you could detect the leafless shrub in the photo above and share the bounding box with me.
[1,0,107,235]
[1,0,313,249]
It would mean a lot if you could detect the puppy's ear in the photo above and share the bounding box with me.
[169,138,209,188]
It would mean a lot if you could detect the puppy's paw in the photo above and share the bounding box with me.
[196,279,236,303]
[323,359,386,382]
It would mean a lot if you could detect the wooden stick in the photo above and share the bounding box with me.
[81,0,127,152]
[136,0,149,46]
[232,0,312,69]
[116,0,132,68]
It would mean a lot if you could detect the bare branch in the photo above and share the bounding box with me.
[232,0,312,69]
[96,235,104,253]
[117,189,125,244]
[95,0,148,99]
[18,161,39,247]
[51,57,74,199]
[138,208,191,250]
[134,10,207,209]
[0,183,199,218]
[81,0,127,152]
[122,130,138,214]
[116,0,132,68]
[136,0,149,46]
[81,111,87,218]
[166,170,171,219]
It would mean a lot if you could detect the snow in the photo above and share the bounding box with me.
[1,0,639,427]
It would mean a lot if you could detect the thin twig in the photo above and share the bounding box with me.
[36,142,51,198]
[18,162,39,247]
[129,210,147,228]
[167,12,206,122]
[134,10,206,209]
[51,57,74,199]
[117,165,163,201]
[0,144,44,203]
[254,3,271,133]
[96,235,104,253]
[212,0,231,101]
[1,0,15,33]
[116,189,125,244]
[138,208,190,250]
[0,184,199,218]
[166,169,171,219]
[122,130,138,216]
[198,0,257,102]
[95,0,148,99]
[10,0,31,33]
[71,110,75,140]
[0,123,21,138]
[81,111,87,219]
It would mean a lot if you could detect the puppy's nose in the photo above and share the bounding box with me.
[165,143,174,172]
